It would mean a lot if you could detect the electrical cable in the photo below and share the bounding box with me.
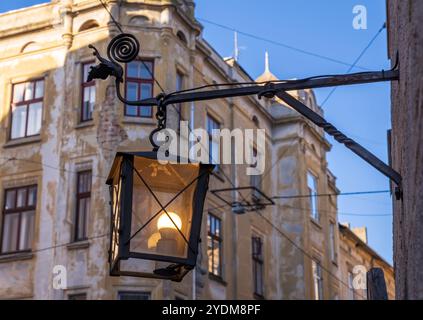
[198,17,371,71]
[321,23,386,107]
[257,212,367,299]
[272,190,390,199]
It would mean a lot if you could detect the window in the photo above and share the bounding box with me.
[207,214,222,278]
[250,147,262,202]
[1,185,37,254]
[329,222,337,262]
[74,171,92,241]
[81,63,96,122]
[206,115,220,166]
[10,79,44,139]
[307,171,319,221]
[252,236,264,298]
[252,115,259,127]
[118,291,151,300]
[78,20,100,32]
[68,293,87,300]
[175,71,184,127]
[348,271,356,300]
[176,31,188,45]
[125,60,154,117]
[312,260,323,300]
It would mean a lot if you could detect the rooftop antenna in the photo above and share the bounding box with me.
[265,51,270,73]
[234,31,239,62]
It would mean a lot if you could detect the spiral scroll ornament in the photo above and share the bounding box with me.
[107,33,140,64]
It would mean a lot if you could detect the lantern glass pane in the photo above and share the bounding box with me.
[130,156,200,261]
[109,157,123,268]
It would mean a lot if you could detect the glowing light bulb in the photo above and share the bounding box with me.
[157,212,182,231]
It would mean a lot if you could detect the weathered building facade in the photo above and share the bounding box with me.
[338,224,395,300]
[0,0,393,300]
[387,0,423,300]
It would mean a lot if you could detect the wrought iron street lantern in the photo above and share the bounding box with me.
[89,31,402,281]
[87,34,214,281]
[107,152,213,281]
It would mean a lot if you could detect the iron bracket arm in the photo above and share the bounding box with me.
[274,90,402,200]
[87,37,402,198]
[135,69,399,107]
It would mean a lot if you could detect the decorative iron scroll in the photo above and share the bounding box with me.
[88,33,139,84]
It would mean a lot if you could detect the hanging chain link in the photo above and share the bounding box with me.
[156,100,167,131]
[149,94,168,151]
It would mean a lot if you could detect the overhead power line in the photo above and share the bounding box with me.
[272,190,390,199]
[338,213,391,217]
[278,202,392,218]
[99,0,123,33]
[257,212,366,299]
[320,22,386,107]
[197,17,371,71]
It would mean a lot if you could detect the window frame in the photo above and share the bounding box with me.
[74,170,92,242]
[347,271,356,300]
[312,259,323,300]
[80,62,96,123]
[1,185,37,254]
[124,59,155,118]
[175,70,184,128]
[329,222,337,263]
[307,171,319,222]
[9,78,44,140]
[252,235,265,298]
[206,114,221,166]
[207,213,223,279]
[250,146,262,202]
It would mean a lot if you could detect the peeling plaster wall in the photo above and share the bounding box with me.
[339,226,395,300]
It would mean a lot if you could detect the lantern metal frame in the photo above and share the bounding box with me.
[106,151,213,281]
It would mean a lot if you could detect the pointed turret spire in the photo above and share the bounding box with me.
[256,50,278,82]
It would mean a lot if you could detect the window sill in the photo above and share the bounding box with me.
[75,121,95,130]
[3,136,41,148]
[310,218,322,230]
[67,240,90,251]
[122,117,155,126]
[209,274,227,286]
[0,251,34,263]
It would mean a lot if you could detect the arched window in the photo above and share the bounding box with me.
[176,31,188,45]
[78,20,100,32]
[252,115,260,127]
[129,15,150,26]
[21,42,41,53]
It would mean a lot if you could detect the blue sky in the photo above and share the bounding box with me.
[1,1,394,263]
[195,0,393,264]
